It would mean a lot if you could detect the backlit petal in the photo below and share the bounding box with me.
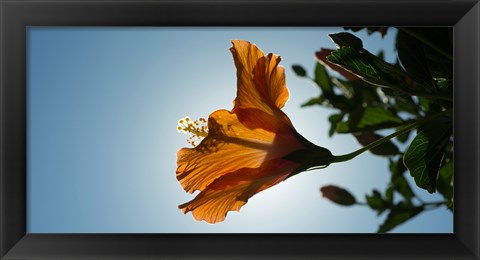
[179,159,298,224]
[230,40,292,126]
[176,108,304,194]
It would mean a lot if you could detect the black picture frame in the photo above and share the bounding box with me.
[1,0,479,259]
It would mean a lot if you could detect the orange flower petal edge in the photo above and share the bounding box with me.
[176,40,332,224]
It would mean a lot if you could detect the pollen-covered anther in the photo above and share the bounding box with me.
[177,116,209,146]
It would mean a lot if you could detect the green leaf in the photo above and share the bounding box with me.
[377,203,424,233]
[354,132,399,156]
[292,64,307,77]
[316,48,360,81]
[427,62,453,79]
[341,79,382,105]
[314,62,333,94]
[302,93,355,111]
[301,96,325,107]
[419,28,453,61]
[385,185,394,204]
[389,158,415,200]
[418,28,453,79]
[376,50,385,60]
[437,78,453,95]
[366,190,388,215]
[403,116,452,193]
[396,29,435,91]
[336,107,403,133]
[320,185,357,206]
[328,113,344,137]
[396,130,411,143]
[436,160,453,203]
[394,96,419,116]
[329,32,363,49]
[327,48,381,83]
[326,47,411,92]
[343,27,364,32]
[418,96,430,112]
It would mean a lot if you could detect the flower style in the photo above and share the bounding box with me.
[176,40,332,224]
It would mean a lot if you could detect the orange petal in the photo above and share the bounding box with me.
[176,108,304,194]
[230,40,292,126]
[179,159,298,224]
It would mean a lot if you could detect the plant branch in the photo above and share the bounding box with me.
[422,201,447,210]
[330,109,452,164]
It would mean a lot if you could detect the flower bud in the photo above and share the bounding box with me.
[320,185,357,206]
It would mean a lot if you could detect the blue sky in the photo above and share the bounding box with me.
[27,27,453,233]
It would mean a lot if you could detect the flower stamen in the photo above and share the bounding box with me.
[177,117,209,146]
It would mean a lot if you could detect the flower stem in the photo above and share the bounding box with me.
[331,110,451,164]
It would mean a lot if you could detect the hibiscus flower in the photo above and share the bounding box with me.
[176,40,332,224]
